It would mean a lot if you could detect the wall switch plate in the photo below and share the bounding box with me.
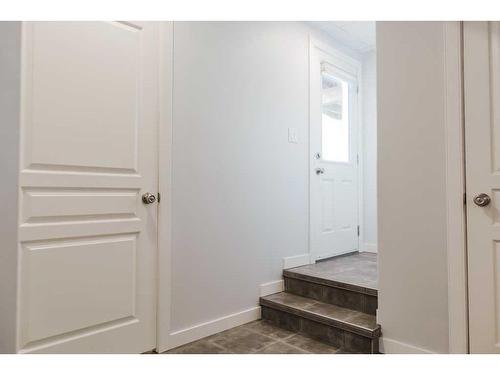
[288,127,298,144]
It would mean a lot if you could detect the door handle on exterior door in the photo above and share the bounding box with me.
[315,168,325,175]
[473,193,491,207]
[142,192,156,204]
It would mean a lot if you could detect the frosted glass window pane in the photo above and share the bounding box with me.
[321,73,350,163]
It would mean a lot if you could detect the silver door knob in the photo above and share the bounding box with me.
[473,193,491,207]
[142,192,156,204]
[315,168,325,175]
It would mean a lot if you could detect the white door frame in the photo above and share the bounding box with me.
[443,21,468,353]
[157,21,174,353]
[308,37,364,262]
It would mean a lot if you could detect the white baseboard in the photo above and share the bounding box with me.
[283,253,310,269]
[380,337,437,354]
[260,280,284,297]
[362,243,378,253]
[165,306,261,351]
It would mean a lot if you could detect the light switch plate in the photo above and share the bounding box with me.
[288,127,298,144]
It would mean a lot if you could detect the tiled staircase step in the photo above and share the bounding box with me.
[283,268,377,297]
[284,276,377,315]
[260,294,380,353]
[260,292,380,339]
[261,306,378,354]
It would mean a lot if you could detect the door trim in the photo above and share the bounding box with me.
[444,21,469,354]
[156,21,174,353]
[308,37,364,262]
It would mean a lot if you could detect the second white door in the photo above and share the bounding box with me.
[464,21,500,353]
[310,44,360,261]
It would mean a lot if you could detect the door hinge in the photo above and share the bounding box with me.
[357,225,360,237]
[157,192,161,203]
[463,192,466,205]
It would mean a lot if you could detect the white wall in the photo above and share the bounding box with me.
[170,21,363,334]
[0,21,21,353]
[361,50,377,251]
[377,21,450,353]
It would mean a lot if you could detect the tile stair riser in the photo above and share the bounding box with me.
[261,306,378,354]
[284,276,378,315]
[283,270,378,296]
[259,297,380,339]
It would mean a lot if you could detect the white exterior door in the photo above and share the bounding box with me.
[464,21,500,353]
[17,22,159,353]
[310,44,360,262]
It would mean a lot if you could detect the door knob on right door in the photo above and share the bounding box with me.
[473,193,491,207]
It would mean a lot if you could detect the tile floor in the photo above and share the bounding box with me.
[287,252,378,292]
[164,320,350,354]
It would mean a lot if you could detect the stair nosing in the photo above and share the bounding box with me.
[283,270,378,297]
[260,292,381,339]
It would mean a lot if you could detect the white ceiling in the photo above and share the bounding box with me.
[310,21,376,53]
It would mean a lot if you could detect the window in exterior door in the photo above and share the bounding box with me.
[321,72,350,163]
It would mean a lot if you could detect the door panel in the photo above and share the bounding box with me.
[22,235,136,343]
[18,21,159,353]
[29,22,140,171]
[465,21,500,353]
[310,45,359,261]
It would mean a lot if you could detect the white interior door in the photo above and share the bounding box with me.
[17,21,159,353]
[464,21,500,353]
[310,45,360,262]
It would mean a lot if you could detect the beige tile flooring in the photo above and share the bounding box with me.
[286,252,378,292]
[164,320,349,354]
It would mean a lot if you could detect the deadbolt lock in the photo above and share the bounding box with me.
[315,168,325,175]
